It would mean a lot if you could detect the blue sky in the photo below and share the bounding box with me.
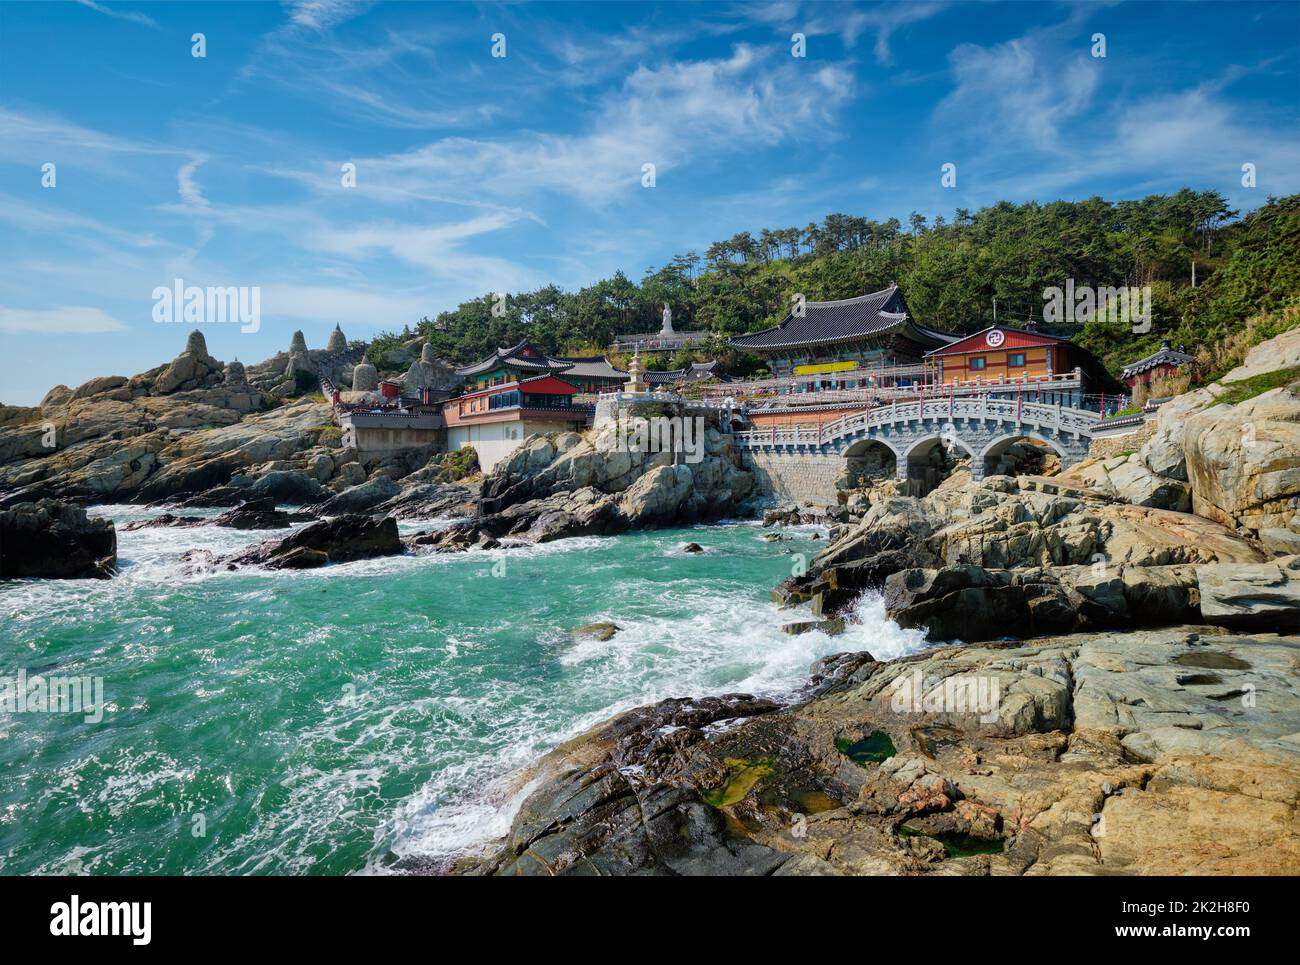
[1,0,1298,405]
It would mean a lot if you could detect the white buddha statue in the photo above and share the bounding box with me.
[661,303,673,335]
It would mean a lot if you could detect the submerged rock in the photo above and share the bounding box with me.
[572,622,621,642]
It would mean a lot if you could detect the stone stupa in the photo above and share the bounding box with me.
[626,350,647,392]
[404,342,452,392]
[326,323,347,353]
[351,360,379,392]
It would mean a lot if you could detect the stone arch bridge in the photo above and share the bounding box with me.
[732,396,1101,505]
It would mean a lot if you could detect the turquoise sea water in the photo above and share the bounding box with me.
[0,507,926,875]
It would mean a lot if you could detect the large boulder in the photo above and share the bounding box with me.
[1135,386,1224,481]
[226,514,400,570]
[617,464,693,523]
[1196,557,1300,631]
[1062,454,1190,511]
[1184,386,1300,533]
[231,468,328,505]
[308,475,400,515]
[154,339,223,395]
[0,499,116,579]
[1221,326,1300,383]
[70,375,129,400]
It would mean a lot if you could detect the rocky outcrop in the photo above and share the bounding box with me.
[120,499,310,531]
[229,468,327,505]
[154,330,225,395]
[1184,386,1300,534]
[480,421,753,515]
[403,343,458,393]
[1221,325,1300,383]
[307,475,400,515]
[371,482,476,520]
[1058,453,1191,511]
[773,475,1263,620]
[225,514,400,570]
[0,329,382,509]
[0,499,116,579]
[1196,557,1300,629]
[451,627,1300,876]
[417,416,755,551]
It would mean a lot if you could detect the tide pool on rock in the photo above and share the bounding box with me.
[0,509,927,875]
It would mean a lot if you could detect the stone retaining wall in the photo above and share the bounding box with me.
[1088,421,1155,460]
[741,450,841,507]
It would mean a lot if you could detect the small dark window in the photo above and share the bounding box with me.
[1008,353,1026,367]
[969,357,986,371]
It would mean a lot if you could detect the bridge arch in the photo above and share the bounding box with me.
[839,436,900,485]
[902,433,975,491]
[978,432,1069,478]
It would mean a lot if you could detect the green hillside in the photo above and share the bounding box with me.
[367,191,1300,387]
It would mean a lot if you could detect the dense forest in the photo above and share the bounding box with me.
[366,190,1300,383]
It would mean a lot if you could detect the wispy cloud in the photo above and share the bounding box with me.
[72,0,157,29]
[324,44,855,207]
[937,37,1100,153]
[177,157,210,208]
[750,0,949,65]
[283,0,372,31]
[0,305,128,334]
[929,14,1300,202]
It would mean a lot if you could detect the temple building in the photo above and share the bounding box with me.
[727,284,956,387]
[644,360,731,388]
[924,325,1118,406]
[552,356,629,394]
[455,340,577,392]
[1119,340,1196,391]
[445,341,600,470]
[443,373,590,472]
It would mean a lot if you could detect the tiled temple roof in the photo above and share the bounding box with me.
[643,361,730,384]
[553,356,627,380]
[1120,341,1196,380]
[455,340,575,377]
[727,285,957,352]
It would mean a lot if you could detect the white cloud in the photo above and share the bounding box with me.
[756,1,949,65]
[330,45,854,207]
[0,106,180,166]
[930,22,1300,204]
[937,38,1099,153]
[72,0,158,29]
[283,0,371,31]
[0,305,128,334]
[177,157,210,208]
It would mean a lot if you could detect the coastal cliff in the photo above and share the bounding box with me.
[448,329,1300,876]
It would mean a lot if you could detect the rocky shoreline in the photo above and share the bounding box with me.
[450,624,1299,875]
[438,330,1300,876]
[2,328,1299,876]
